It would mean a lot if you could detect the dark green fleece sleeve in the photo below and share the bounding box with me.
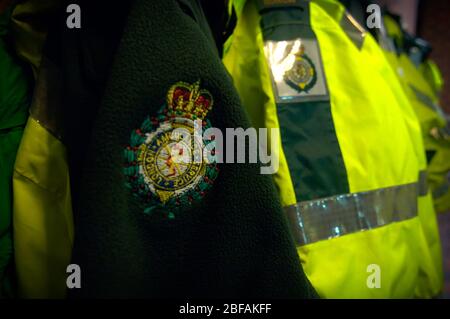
[69,0,317,298]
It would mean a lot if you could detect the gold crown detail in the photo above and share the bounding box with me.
[166,81,213,119]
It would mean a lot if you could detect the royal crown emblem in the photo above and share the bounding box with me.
[124,81,218,219]
[167,81,213,119]
[284,44,317,93]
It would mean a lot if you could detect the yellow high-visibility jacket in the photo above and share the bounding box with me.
[11,0,73,298]
[224,0,442,298]
[382,14,450,214]
[419,59,450,214]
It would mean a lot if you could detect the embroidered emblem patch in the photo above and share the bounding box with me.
[284,44,317,93]
[124,81,219,219]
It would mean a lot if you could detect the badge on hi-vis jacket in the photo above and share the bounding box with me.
[264,38,329,103]
[124,81,219,219]
[284,44,317,93]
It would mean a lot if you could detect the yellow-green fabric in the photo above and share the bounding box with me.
[382,16,450,216]
[383,14,404,52]
[428,131,450,214]
[428,138,450,213]
[318,2,443,296]
[397,54,444,133]
[364,44,443,298]
[224,0,296,206]
[224,0,440,298]
[8,0,73,299]
[315,0,443,296]
[418,59,449,213]
[420,59,444,96]
[13,117,73,299]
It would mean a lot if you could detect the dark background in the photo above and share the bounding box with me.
[418,0,450,114]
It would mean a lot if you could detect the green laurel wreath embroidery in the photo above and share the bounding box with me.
[123,106,219,219]
[284,53,318,94]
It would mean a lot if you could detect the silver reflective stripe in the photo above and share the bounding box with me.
[433,182,449,199]
[285,183,419,246]
[340,11,366,50]
[433,171,450,199]
[409,85,447,120]
[418,170,429,197]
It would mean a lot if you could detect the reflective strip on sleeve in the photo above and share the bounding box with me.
[418,170,429,197]
[433,182,449,199]
[433,170,450,199]
[285,182,419,246]
[409,85,446,120]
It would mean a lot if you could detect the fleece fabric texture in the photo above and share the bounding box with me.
[54,0,134,204]
[67,0,317,298]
